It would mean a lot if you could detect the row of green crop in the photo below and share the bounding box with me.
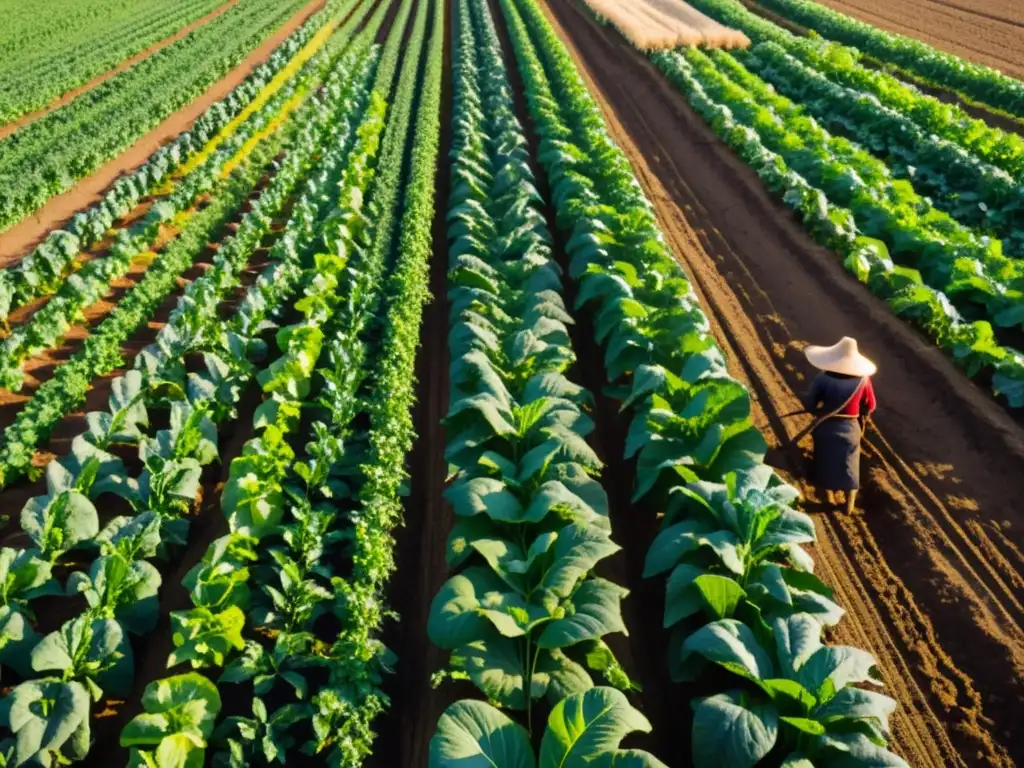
[683,0,1024,182]
[117,0,445,762]
[647,45,1024,406]
[670,0,1024,263]
[0,50,320,393]
[0,0,319,234]
[428,0,665,764]
[754,0,1024,121]
[738,42,1024,259]
[0,0,228,124]
[0,137,286,492]
[0,18,388,766]
[0,128,285,768]
[0,97,299,485]
[495,0,909,765]
[581,0,1024,408]
[0,12,326,327]
[0,0,386,490]
[126,64,389,768]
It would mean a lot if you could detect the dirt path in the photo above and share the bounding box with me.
[0,0,326,267]
[526,1,1024,765]
[0,0,242,142]
[813,0,1024,80]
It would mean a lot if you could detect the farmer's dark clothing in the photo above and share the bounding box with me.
[803,373,876,491]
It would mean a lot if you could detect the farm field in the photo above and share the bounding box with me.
[802,0,1024,80]
[0,0,1021,766]
[0,0,236,125]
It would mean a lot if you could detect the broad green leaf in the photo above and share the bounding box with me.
[0,546,54,605]
[471,531,556,593]
[222,457,285,537]
[537,578,628,648]
[697,530,744,575]
[22,490,99,557]
[429,699,535,768]
[773,614,823,680]
[691,690,778,768]
[821,733,909,767]
[761,678,817,713]
[538,648,594,704]
[539,524,620,598]
[643,520,704,577]
[429,568,517,649]
[446,515,498,569]
[680,619,774,682]
[796,644,882,697]
[761,509,816,548]
[454,636,541,709]
[168,607,245,669]
[3,680,91,764]
[539,687,666,768]
[155,732,204,768]
[664,563,707,627]
[693,574,745,620]
[446,476,524,522]
[523,481,602,526]
[0,605,40,675]
[779,716,825,735]
[813,685,897,730]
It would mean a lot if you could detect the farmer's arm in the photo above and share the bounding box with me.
[864,378,877,414]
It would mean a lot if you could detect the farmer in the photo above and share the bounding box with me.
[802,337,877,514]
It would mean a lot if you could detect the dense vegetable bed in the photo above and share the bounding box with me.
[497,0,909,763]
[0,0,230,124]
[755,0,1024,121]
[0,0,314,234]
[580,0,1024,409]
[8,0,1007,763]
[429,0,664,763]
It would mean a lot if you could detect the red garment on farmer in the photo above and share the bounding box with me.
[836,377,876,416]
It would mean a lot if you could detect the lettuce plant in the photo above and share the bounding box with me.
[431,687,663,767]
[499,0,908,764]
[428,2,663,764]
[120,673,222,768]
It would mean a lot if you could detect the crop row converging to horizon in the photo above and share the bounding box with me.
[2,0,1022,764]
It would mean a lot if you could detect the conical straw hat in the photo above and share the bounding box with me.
[804,336,876,377]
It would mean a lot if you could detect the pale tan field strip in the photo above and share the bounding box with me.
[582,0,749,49]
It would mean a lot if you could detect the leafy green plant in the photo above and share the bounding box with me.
[684,614,899,767]
[120,673,222,768]
[499,0,908,764]
[0,680,91,767]
[66,552,162,635]
[430,687,666,767]
[427,1,655,761]
[212,698,311,767]
[168,607,246,670]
